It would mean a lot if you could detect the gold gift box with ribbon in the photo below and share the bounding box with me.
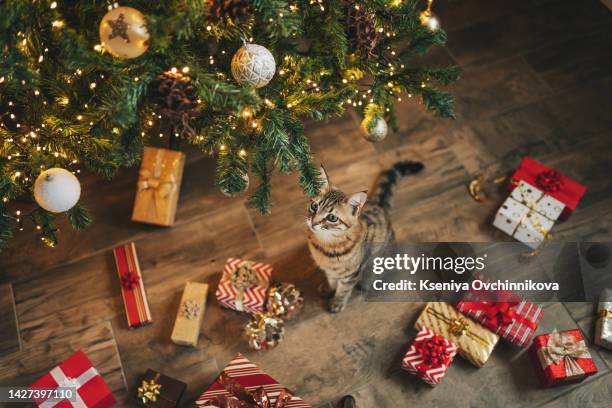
[415,302,500,368]
[132,147,185,226]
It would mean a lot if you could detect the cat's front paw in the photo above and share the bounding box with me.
[329,297,348,313]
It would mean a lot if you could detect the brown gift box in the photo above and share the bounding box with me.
[415,302,499,367]
[132,147,185,226]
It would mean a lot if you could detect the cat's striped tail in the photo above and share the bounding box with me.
[373,161,424,211]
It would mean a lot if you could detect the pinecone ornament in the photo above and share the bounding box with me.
[150,71,198,141]
[345,1,381,60]
[208,0,252,25]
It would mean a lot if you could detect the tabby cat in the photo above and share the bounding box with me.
[307,161,424,313]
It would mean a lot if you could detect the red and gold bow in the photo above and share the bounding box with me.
[461,301,537,333]
[535,170,563,193]
[538,329,591,379]
[200,373,292,408]
[414,335,453,371]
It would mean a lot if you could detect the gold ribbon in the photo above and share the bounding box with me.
[538,329,591,380]
[137,378,162,404]
[137,150,177,220]
[425,305,492,347]
[510,181,553,241]
[229,262,261,311]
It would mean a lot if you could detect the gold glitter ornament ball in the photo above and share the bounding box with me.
[99,6,150,59]
[360,116,388,142]
[231,44,276,88]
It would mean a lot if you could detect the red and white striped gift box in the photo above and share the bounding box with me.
[216,258,272,314]
[402,328,457,386]
[456,274,543,348]
[113,242,152,329]
[195,353,311,407]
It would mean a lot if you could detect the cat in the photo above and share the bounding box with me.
[307,161,424,313]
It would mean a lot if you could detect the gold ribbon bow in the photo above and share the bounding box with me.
[137,150,177,220]
[510,180,554,242]
[137,379,162,404]
[426,306,491,347]
[230,262,262,311]
[539,329,591,379]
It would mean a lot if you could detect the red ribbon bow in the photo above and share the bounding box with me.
[200,373,292,408]
[535,170,563,193]
[462,301,537,333]
[121,271,140,290]
[414,335,453,371]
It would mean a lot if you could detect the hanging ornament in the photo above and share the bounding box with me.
[345,1,382,60]
[208,0,252,25]
[266,283,304,321]
[231,44,276,88]
[99,6,150,59]
[150,70,198,141]
[360,116,388,142]
[33,168,81,213]
[245,311,285,351]
[419,0,440,32]
[220,173,249,197]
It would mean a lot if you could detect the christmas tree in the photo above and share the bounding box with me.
[0,0,458,249]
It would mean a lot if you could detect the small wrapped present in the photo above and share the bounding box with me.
[216,258,272,314]
[402,327,458,386]
[415,302,499,368]
[171,282,208,347]
[136,369,186,408]
[113,242,152,329]
[530,329,598,387]
[195,353,311,407]
[494,180,565,249]
[30,351,116,408]
[456,274,543,348]
[511,157,586,220]
[595,288,612,349]
[132,147,185,226]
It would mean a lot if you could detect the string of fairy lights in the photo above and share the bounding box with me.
[1,0,441,245]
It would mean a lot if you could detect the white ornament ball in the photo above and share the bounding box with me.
[221,173,250,197]
[99,6,150,59]
[231,44,276,88]
[360,116,388,142]
[34,168,81,213]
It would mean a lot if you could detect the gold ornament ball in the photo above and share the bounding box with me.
[99,6,150,59]
[360,116,388,142]
[420,10,440,31]
[231,44,276,88]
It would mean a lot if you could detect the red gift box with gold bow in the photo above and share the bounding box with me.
[456,274,543,348]
[510,157,586,220]
[529,329,598,387]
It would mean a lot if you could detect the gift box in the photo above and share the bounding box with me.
[135,369,186,408]
[511,157,586,220]
[401,327,458,386]
[113,242,152,329]
[530,329,597,387]
[171,282,208,347]
[595,288,612,350]
[456,274,543,348]
[216,258,272,314]
[415,302,499,368]
[132,147,185,226]
[30,350,116,408]
[494,180,565,249]
[195,353,311,407]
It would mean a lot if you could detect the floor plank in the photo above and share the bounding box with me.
[0,284,21,357]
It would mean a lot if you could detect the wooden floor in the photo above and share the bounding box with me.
[2,1,612,406]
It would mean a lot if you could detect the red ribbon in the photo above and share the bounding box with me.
[461,301,537,333]
[121,271,140,290]
[414,335,453,371]
[200,373,292,408]
[535,170,563,193]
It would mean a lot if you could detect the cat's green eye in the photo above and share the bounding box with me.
[310,202,319,212]
[326,214,338,222]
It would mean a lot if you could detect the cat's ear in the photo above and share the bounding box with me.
[348,191,368,215]
[318,164,331,194]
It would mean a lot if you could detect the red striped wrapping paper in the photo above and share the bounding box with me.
[195,353,311,407]
[402,328,458,386]
[456,275,543,348]
[113,242,152,329]
[216,258,271,314]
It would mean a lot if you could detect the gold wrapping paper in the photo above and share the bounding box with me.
[415,302,499,367]
[171,282,208,347]
[132,147,185,226]
[595,288,612,349]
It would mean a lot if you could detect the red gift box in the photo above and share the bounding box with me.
[195,353,311,407]
[456,274,543,348]
[30,351,116,408]
[530,329,598,387]
[402,328,458,386]
[216,258,272,314]
[113,242,152,329]
[510,157,586,220]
